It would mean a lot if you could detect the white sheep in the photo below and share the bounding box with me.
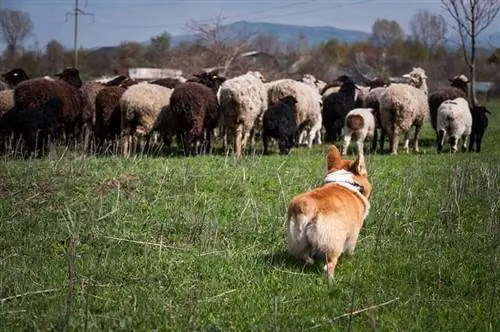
[119,82,173,156]
[217,71,267,157]
[436,97,472,153]
[379,67,429,155]
[265,79,323,148]
[341,108,375,156]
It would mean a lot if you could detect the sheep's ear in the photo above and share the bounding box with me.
[351,152,367,176]
[327,145,342,172]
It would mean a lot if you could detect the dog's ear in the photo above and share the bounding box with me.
[351,152,367,176]
[327,145,342,172]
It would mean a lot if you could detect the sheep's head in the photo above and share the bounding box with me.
[54,67,82,88]
[191,70,226,93]
[249,71,266,82]
[402,67,428,88]
[448,74,469,93]
[1,68,30,87]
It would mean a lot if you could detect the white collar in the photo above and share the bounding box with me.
[323,169,370,220]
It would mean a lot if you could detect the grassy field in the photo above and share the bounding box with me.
[1,103,499,331]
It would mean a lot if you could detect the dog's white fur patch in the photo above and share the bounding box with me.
[324,169,371,220]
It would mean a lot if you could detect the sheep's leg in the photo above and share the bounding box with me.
[437,130,445,153]
[412,124,423,153]
[262,133,270,155]
[307,129,316,148]
[403,131,411,153]
[342,133,351,156]
[234,124,244,158]
[468,134,476,152]
[461,135,469,152]
[371,129,378,153]
[356,136,365,157]
[390,127,399,155]
[450,136,458,153]
[379,128,386,153]
[121,133,131,157]
[476,132,484,153]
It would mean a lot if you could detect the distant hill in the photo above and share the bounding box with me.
[169,20,372,47]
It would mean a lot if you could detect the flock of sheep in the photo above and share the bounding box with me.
[0,65,491,158]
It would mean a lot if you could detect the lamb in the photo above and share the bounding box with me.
[341,108,376,156]
[11,67,84,145]
[379,67,429,155]
[169,70,226,156]
[321,75,358,143]
[262,95,298,155]
[428,74,468,131]
[436,97,472,153]
[119,81,174,156]
[265,79,322,148]
[469,105,490,153]
[217,71,267,157]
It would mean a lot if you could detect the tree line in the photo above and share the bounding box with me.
[1,1,500,101]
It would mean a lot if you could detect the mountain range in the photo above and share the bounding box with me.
[96,20,500,52]
[168,20,372,47]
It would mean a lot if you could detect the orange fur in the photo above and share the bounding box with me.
[287,145,372,279]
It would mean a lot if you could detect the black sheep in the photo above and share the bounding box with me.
[469,105,490,153]
[169,70,226,156]
[262,95,298,155]
[1,68,30,88]
[322,75,357,143]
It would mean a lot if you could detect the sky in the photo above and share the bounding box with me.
[2,0,500,50]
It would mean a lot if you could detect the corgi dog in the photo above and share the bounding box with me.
[286,145,372,279]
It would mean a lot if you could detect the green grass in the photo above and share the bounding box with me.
[1,104,499,331]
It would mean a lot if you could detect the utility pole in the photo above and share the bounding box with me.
[66,0,94,68]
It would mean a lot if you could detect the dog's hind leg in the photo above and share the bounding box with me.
[344,228,361,256]
[324,250,341,279]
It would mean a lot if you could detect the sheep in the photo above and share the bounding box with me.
[149,76,187,89]
[11,67,84,145]
[298,74,327,93]
[469,105,490,153]
[81,76,130,139]
[169,70,226,156]
[1,68,30,88]
[0,68,31,119]
[262,95,298,155]
[321,75,358,143]
[217,71,267,157]
[119,82,174,156]
[379,67,429,155]
[428,74,468,131]
[341,108,376,156]
[93,78,138,149]
[436,97,472,153]
[265,79,322,148]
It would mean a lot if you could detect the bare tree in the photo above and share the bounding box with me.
[441,0,500,106]
[187,15,254,75]
[369,18,405,49]
[410,10,448,52]
[0,9,33,66]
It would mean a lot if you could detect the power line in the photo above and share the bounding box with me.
[65,0,95,67]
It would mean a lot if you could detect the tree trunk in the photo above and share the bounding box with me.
[470,2,478,107]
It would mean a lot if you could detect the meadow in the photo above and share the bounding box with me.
[0,102,499,331]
